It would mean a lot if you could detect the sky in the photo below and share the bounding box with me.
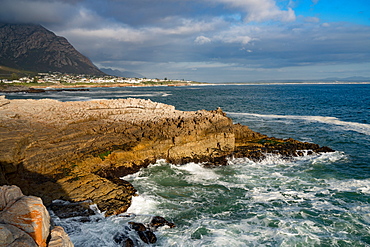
[1,0,369,82]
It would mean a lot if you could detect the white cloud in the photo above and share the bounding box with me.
[1,0,369,82]
[195,36,212,45]
[213,25,259,44]
[61,27,147,43]
[220,35,253,44]
[304,16,320,23]
[208,0,296,22]
[151,18,218,36]
[59,16,222,47]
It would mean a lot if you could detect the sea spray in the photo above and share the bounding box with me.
[50,151,370,246]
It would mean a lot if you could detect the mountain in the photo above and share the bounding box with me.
[100,68,144,78]
[0,23,104,75]
[0,65,36,79]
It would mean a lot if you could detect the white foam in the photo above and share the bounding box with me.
[298,151,347,164]
[171,162,220,183]
[126,194,159,215]
[61,155,369,247]
[229,151,346,171]
[227,112,370,135]
[327,178,370,194]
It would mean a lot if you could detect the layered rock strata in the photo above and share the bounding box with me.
[0,96,333,216]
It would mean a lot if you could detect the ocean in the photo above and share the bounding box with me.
[3,83,370,246]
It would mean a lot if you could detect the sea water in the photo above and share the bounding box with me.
[3,83,370,246]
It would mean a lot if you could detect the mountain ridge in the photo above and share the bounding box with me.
[100,68,144,78]
[0,23,105,76]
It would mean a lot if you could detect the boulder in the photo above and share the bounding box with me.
[0,185,74,247]
[0,223,37,247]
[149,216,176,230]
[0,185,24,210]
[137,230,157,244]
[48,226,74,247]
[0,196,50,247]
[113,232,134,247]
[128,222,147,232]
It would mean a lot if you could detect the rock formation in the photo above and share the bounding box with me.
[0,96,333,217]
[113,216,175,246]
[0,185,73,247]
[0,23,104,75]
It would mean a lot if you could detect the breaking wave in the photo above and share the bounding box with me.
[227,112,370,136]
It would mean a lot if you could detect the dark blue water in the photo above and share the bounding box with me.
[4,83,370,246]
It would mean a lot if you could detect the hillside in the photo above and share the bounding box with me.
[0,23,104,76]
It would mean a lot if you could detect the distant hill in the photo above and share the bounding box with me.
[100,68,144,78]
[0,23,105,76]
[321,76,370,82]
[0,65,36,79]
[251,77,370,84]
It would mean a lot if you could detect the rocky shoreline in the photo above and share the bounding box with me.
[0,96,333,245]
[0,82,198,93]
[0,84,90,93]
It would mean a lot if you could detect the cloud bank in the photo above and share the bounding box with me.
[0,0,369,82]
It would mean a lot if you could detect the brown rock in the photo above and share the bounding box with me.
[0,98,237,215]
[0,185,24,210]
[0,97,333,217]
[149,216,176,229]
[128,222,147,232]
[48,226,74,247]
[48,201,95,219]
[138,230,157,244]
[113,232,134,247]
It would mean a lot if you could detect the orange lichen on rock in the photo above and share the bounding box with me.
[0,185,74,246]
[0,196,50,247]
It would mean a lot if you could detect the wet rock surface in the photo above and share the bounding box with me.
[113,216,175,246]
[48,201,96,219]
[233,137,334,161]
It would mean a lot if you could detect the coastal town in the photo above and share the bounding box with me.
[0,71,195,86]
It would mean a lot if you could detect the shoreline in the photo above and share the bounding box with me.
[0,82,211,94]
[2,81,368,94]
[0,96,334,217]
[0,96,335,246]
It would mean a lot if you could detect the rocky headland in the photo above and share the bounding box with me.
[0,96,333,219]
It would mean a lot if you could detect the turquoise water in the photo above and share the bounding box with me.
[4,83,370,246]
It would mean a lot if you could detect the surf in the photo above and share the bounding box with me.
[227,112,370,136]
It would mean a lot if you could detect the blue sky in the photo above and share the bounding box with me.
[1,0,369,82]
[294,0,370,25]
